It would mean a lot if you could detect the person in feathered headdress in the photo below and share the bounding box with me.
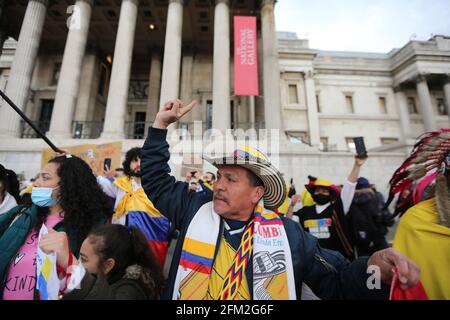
[388,128,450,299]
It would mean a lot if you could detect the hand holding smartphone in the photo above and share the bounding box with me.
[103,158,112,171]
[353,137,367,159]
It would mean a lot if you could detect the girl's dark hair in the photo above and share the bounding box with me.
[0,164,20,203]
[35,155,113,241]
[122,148,141,177]
[88,224,164,299]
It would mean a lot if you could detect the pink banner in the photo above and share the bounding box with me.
[234,16,259,96]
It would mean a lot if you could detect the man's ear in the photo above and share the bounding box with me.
[252,186,265,204]
[102,258,116,275]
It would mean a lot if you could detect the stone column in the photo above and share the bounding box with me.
[0,0,48,138]
[304,71,320,146]
[180,53,194,123]
[416,74,437,131]
[261,0,282,131]
[47,0,93,139]
[159,0,183,133]
[394,86,412,141]
[443,75,450,124]
[145,51,162,127]
[212,0,230,132]
[73,54,99,122]
[101,0,139,139]
[0,4,3,55]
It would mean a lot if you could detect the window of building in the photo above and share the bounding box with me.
[98,64,108,96]
[107,10,117,18]
[38,100,54,134]
[287,131,309,144]
[133,112,146,139]
[381,138,399,145]
[437,98,447,115]
[407,97,418,114]
[316,93,321,113]
[206,100,213,131]
[143,10,152,18]
[52,62,61,85]
[230,100,235,130]
[345,95,354,113]
[288,84,299,104]
[179,123,189,140]
[50,9,62,18]
[319,137,328,151]
[346,137,356,153]
[379,97,387,114]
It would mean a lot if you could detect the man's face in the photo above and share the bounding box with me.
[204,173,214,184]
[189,181,198,192]
[115,170,124,178]
[314,187,331,196]
[213,165,264,221]
[130,157,141,177]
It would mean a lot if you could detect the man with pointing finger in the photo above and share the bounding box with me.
[141,99,420,300]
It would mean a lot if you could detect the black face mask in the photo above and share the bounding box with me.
[312,194,332,205]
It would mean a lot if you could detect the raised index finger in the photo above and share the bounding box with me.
[179,100,197,116]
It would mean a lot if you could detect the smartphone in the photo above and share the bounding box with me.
[103,158,112,171]
[353,137,367,157]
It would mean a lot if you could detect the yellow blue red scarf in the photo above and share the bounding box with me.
[114,176,171,266]
[393,198,450,300]
[173,200,296,300]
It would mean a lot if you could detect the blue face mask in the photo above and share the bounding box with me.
[31,186,60,207]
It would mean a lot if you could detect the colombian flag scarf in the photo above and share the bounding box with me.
[114,176,171,266]
[173,200,296,300]
[393,198,450,299]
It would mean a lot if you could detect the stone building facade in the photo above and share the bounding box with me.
[0,0,450,195]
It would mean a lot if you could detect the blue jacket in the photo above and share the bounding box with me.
[141,127,390,300]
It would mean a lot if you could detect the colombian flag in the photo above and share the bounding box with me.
[114,176,171,266]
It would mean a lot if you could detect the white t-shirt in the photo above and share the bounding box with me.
[0,192,18,215]
[97,176,141,225]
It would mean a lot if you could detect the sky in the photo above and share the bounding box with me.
[275,0,450,53]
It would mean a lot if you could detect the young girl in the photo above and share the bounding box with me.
[40,224,164,300]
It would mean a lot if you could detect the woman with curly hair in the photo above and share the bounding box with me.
[0,155,113,300]
[39,224,164,300]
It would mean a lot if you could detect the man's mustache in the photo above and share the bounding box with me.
[130,169,141,177]
[214,192,229,205]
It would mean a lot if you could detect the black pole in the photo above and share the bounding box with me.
[0,89,62,153]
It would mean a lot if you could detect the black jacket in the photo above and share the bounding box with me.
[348,189,390,256]
[63,265,157,300]
[141,127,390,300]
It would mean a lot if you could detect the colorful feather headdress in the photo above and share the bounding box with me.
[386,128,450,216]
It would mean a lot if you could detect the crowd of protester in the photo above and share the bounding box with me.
[0,100,448,300]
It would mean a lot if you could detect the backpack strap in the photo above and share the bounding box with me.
[0,205,28,236]
[9,206,28,227]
